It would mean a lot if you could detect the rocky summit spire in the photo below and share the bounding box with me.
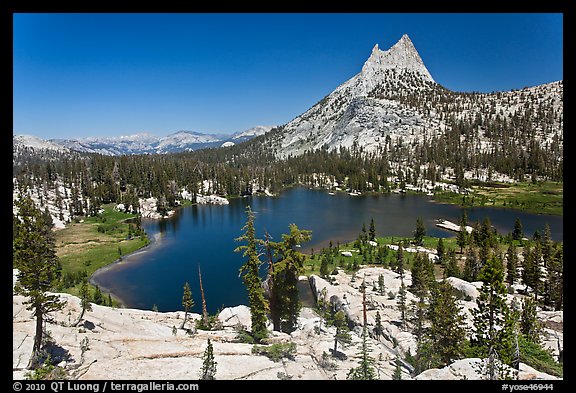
[362,34,434,83]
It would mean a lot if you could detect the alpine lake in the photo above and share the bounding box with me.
[92,187,562,314]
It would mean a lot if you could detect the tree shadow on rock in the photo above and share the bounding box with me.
[82,320,96,330]
[329,348,348,361]
[44,342,74,364]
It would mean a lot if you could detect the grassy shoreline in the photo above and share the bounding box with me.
[432,180,563,216]
[54,204,149,302]
[299,179,563,216]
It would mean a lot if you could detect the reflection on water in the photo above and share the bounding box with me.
[93,187,562,314]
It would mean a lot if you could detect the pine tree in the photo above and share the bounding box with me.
[74,278,93,327]
[315,287,331,334]
[181,281,194,329]
[499,300,520,378]
[505,244,518,285]
[373,310,384,340]
[332,310,352,355]
[347,284,377,380]
[522,245,543,301]
[320,255,329,278]
[456,212,468,254]
[378,273,386,296]
[397,277,408,330]
[368,218,376,241]
[443,249,461,279]
[395,244,405,278]
[471,254,515,379]
[436,237,446,265]
[269,224,312,334]
[409,291,430,374]
[520,296,542,344]
[463,246,481,282]
[512,218,524,241]
[427,280,467,367]
[198,339,217,380]
[544,243,563,310]
[13,191,66,369]
[414,217,426,246]
[234,206,269,340]
[456,227,468,254]
[93,285,103,305]
[410,252,429,296]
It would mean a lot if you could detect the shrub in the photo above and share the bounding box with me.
[252,342,297,362]
[24,354,67,380]
[235,330,256,344]
[518,335,563,377]
[318,351,338,370]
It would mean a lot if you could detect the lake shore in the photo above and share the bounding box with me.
[89,229,162,308]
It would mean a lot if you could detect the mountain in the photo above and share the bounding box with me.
[50,133,159,155]
[13,134,74,167]
[16,127,274,156]
[13,134,70,154]
[268,34,563,161]
[155,131,223,154]
[229,125,274,143]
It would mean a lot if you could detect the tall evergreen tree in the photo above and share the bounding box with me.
[471,255,515,379]
[395,244,405,278]
[378,274,386,296]
[456,211,468,253]
[368,218,376,241]
[269,224,312,333]
[414,217,426,246]
[181,281,194,329]
[512,218,524,241]
[397,277,408,330]
[522,245,543,301]
[544,243,563,310]
[427,280,467,367]
[320,255,329,278]
[408,267,434,375]
[374,310,384,340]
[347,284,376,380]
[360,223,367,243]
[332,310,352,355]
[505,244,518,285]
[520,296,542,344]
[436,237,446,265]
[198,339,217,380]
[13,191,66,369]
[410,252,430,297]
[235,206,269,340]
[463,246,482,282]
[443,249,461,279]
[74,278,93,327]
[93,285,103,305]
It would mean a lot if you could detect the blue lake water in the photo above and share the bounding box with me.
[92,187,562,314]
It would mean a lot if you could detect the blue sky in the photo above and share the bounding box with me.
[13,13,563,140]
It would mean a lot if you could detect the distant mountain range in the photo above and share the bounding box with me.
[13,126,274,156]
[14,34,562,177]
